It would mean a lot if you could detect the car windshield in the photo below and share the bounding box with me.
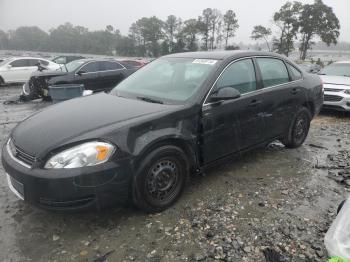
[64,60,86,72]
[319,63,350,77]
[110,57,218,104]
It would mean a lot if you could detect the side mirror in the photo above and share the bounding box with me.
[209,87,241,102]
[76,70,86,76]
[7,64,12,69]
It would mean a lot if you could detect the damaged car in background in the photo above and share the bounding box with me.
[22,58,137,100]
[2,51,323,212]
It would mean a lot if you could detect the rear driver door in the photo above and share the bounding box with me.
[254,57,305,139]
[97,61,126,91]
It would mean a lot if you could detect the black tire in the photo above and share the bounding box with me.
[282,107,311,148]
[132,145,189,213]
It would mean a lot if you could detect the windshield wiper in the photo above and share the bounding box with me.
[137,96,163,104]
[343,75,350,77]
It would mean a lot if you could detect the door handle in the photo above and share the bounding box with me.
[291,88,300,95]
[248,99,262,107]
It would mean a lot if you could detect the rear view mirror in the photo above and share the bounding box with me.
[209,87,241,102]
[7,64,12,69]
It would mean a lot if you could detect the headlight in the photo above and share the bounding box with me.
[344,90,350,95]
[44,141,115,169]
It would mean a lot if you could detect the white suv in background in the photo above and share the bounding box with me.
[0,57,60,85]
[318,61,350,111]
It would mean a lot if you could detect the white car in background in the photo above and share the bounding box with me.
[318,61,350,111]
[0,57,60,85]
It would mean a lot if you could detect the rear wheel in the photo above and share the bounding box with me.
[132,146,188,213]
[282,107,311,148]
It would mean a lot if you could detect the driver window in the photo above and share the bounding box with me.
[80,62,99,73]
[214,59,257,95]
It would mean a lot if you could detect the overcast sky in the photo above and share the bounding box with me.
[0,0,349,43]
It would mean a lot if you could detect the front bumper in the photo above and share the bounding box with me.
[1,144,133,211]
[323,90,350,111]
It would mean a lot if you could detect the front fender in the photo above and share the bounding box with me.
[126,112,201,171]
[133,131,199,173]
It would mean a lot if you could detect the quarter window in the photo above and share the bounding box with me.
[287,63,302,80]
[214,59,257,95]
[256,58,289,88]
[10,59,29,67]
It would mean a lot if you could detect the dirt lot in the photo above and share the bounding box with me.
[1,85,349,262]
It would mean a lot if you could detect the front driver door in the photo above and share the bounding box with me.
[74,62,100,91]
[201,58,266,164]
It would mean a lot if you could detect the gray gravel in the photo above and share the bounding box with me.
[0,85,349,262]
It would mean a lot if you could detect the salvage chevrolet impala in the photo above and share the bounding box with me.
[1,51,323,212]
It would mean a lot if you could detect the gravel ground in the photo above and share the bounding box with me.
[0,85,349,262]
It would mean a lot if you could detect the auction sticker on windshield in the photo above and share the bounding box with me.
[192,59,217,65]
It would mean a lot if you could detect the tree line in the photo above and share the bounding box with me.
[0,0,340,60]
[0,8,239,58]
[251,0,340,60]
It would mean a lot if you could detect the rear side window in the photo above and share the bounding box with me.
[28,59,41,66]
[256,58,289,88]
[99,61,123,71]
[10,59,29,67]
[287,63,302,80]
[215,59,257,95]
[80,62,99,73]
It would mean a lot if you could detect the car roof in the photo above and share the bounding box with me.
[164,50,287,60]
[5,57,52,62]
[54,55,84,58]
[72,58,122,63]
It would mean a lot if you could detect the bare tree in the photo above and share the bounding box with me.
[251,25,272,51]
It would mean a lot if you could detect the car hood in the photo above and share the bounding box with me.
[319,75,350,86]
[31,70,68,78]
[11,93,174,157]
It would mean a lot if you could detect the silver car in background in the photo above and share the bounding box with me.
[318,61,350,111]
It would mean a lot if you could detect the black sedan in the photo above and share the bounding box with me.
[22,58,136,100]
[2,51,323,212]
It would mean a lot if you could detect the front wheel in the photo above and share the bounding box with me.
[281,107,311,148]
[132,146,189,213]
